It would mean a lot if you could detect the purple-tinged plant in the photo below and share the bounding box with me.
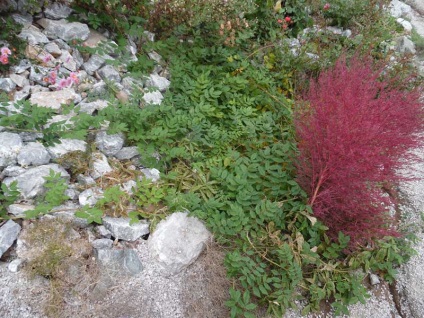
[295,56,424,248]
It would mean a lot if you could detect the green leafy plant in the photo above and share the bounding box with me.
[0,181,20,219]
[25,170,70,219]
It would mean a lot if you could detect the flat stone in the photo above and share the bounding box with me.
[43,41,62,56]
[95,131,125,156]
[96,225,112,238]
[30,88,81,111]
[92,238,113,249]
[47,138,87,159]
[18,25,49,44]
[0,132,23,168]
[82,54,106,75]
[0,78,16,93]
[11,13,33,26]
[37,18,90,41]
[8,258,24,272]
[149,212,210,276]
[114,146,139,160]
[0,220,21,258]
[17,142,51,167]
[2,163,70,199]
[77,174,96,186]
[142,91,163,105]
[145,73,170,92]
[10,73,29,87]
[98,64,121,83]
[11,59,31,74]
[102,217,149,241]
[90,152,113,179]
[0,166,26,178]
[44,2,73,19]
[7,204,35,217]
[94,248,143,276]
[141,168,160,182]
[79,187,104,207]
[82,29,108,48]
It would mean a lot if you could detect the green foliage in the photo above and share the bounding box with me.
[25,170,69,219]
[0,181,20,219]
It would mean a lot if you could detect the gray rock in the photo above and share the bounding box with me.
[141,168,160,182]
[120,180,137,194]
[18,25,49,44]
[143,31,155,42]
[79,187,104,207]
[122,76,143,92]
[0,165,26,178]
[82,54,106,75]
[0,78,17,93]
[98,64,121,83]
[64,187,79,201]
[7,204,35,217]
[2,163,70,199]
[91,80,107,96]
[77,174,96,186]
[397,18,413,32]
[145,73,170,92]
[94,248,143,276]
[95,131,125,156]
[114,146,139,160]
[148,212,210,276]
[148,51,162,63]
[0,220,21,258]
[78,100,108,115]
[11,13,33,26]
[395,35,416,54]
[59,49,77,71]
[102,217,149,241]
[90,152,113,179]
[17,142,51,167]
[29,65,50,85]
[92,238,113,249]
[14,85,31,101]
[47,138,87,159]
[82,29,108,48]
[10,74,29,87]
[37,18,90,41]
[8,258,24,272]
[30,89,82,110]
[369,273,380,285]
[44,41,62,56]
[142,91,163,105]
[390,0,412,18]
[44,2,73,20]
[11,59,31,74]
[0,132,23,168]
[96,225,112,238]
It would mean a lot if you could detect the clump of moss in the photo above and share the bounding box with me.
[21,218,97,317]
[55,150,90,181]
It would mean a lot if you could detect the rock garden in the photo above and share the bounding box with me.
[1,0,424,317]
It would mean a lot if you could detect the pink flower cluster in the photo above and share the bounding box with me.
[1,47,12,65]
[44,65,79,90]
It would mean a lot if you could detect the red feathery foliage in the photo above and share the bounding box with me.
[295,56,424,248]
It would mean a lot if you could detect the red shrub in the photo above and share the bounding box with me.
[295,56,424,247]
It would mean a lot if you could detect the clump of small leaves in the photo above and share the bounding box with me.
[295,55,424,247]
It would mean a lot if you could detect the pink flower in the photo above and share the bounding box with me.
[277,19,283,24]
[285,16,292,23]
[69,72,79,84]
[49,70,57,84]
[43,55,52,63]
[323,3,331,11]
[0,54,9,65]
[1,47,11,56]
[57,78,69,90]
